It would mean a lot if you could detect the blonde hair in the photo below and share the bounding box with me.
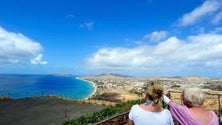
[183,87,205,107]
[146,82,163,105]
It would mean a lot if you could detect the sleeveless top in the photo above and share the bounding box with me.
[129,104,174,125]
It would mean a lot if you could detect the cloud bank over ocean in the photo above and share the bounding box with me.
[0,27,47,65]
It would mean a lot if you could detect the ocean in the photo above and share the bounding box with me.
[0,74,94,99]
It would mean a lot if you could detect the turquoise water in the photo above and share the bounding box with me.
[0,74,94,99]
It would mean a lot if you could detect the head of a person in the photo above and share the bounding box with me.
[145,82,163,105]
[181,87,205,107]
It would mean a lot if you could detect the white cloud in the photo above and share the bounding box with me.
[211,27,222,33]
[80,22,94,30]
[178,0,222,26]
[0,26,47,65]
[86,32,222,75]
[212,10,222,24]
[153,37,184,56]
[144,31,168,42]
[86,46,155,68]
[31,54,48,65]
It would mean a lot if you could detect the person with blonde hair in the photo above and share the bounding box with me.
[129,82,174,125]
[163,86,219,125]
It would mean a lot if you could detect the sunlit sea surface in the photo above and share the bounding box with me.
[0,74,94,99]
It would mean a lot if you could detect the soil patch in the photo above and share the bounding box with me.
[0,97,104,125]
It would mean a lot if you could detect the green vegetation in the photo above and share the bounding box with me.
[64,88,170,125]
[171,84,181,89]
[129,89,143,95]
[63,99,144,125]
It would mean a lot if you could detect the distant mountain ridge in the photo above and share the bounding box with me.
[100,73,133,78]
[81,73,134,79]
[84,73,216,79]
[81,73,222,82]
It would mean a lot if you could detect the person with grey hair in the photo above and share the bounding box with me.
[163,87,219,125]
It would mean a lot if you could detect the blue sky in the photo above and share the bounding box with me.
[0,0,222,77]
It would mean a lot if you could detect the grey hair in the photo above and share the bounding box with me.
[183,87,205,107]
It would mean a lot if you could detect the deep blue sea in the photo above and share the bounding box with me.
[0,74,94,99]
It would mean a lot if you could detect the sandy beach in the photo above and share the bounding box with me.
[81,79,97,100]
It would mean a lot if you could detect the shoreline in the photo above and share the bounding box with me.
[1,77,97,101]
[78,78,97,100]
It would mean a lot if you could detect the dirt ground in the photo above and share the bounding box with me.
[0,97,104,125]
[91,88,141,103]
[107,88,141,101]
[0,88,142,125]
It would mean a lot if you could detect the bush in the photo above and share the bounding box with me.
[63,99,145,125]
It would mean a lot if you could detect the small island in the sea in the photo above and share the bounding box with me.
[51,74,73,77]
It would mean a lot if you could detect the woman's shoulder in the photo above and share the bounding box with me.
[161,109,172,114]
[169,101,187,109]
[131,104,140,110]
[209,111,219,125]
[209,110,219,120]
[209,110,217,115]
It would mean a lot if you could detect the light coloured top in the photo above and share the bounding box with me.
[129,104,174,125]
[169,102,219,125]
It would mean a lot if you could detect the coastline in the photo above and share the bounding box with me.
[0,75,95,100]
[78,78,97,100]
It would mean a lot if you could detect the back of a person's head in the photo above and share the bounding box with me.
[146,82,163,105]
[183,87,205,107]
